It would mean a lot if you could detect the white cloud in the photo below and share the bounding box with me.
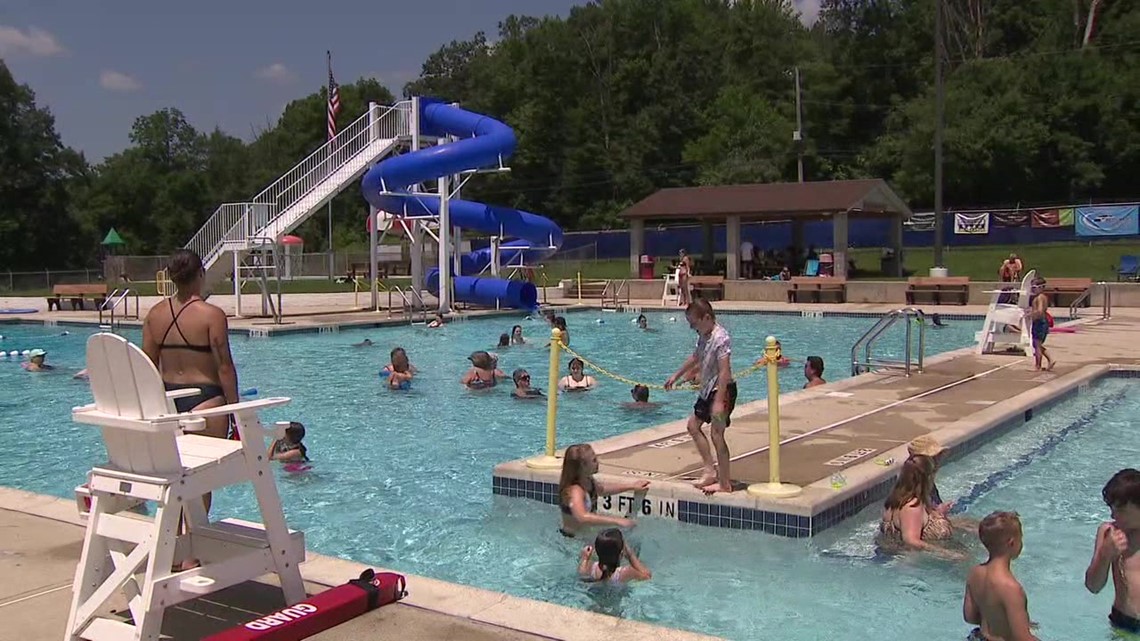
[255,63,296,85]
[100,70,141,92]
[794,0,822,26]
[0,25,65,57]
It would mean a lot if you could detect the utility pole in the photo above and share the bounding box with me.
[933,0,946,267]
[793,66,804,183]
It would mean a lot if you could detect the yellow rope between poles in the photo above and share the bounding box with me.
[558,343,772,392]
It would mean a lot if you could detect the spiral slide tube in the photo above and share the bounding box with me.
[361,99,562,309]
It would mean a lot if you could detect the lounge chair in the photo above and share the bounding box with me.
[65,332,305,641]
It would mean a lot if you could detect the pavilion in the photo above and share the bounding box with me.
[619,179,913,279]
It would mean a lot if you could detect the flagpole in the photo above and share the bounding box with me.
[327,50,335,279]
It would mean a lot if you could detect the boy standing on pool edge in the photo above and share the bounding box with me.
[665,299,737,494]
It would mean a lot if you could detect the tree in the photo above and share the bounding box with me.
[0,60,89,270]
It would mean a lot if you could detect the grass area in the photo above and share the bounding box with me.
[542,241,1140,282]
[2,242,1135,297]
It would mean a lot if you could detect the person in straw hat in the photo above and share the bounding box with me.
[908,435,952,516]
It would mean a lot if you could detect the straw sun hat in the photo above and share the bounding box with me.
[907,435,947,458]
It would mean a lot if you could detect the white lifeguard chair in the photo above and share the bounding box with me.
[662,267,681,306]
[66,333,306,641]
[976,269,1037,355]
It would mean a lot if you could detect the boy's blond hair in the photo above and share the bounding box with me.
[978,511,1021,553]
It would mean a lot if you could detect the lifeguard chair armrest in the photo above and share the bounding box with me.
[182,397,292,419]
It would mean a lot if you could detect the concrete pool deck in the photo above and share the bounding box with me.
[0,489,720,641]
[493,311,1140,537]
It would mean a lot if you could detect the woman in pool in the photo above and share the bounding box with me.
[578,528,652,584]
[545,316,570,347]
[635,314,655,331]
[878,455,960,558]
[386,354,414,390]
[461,351,505,389]
[558,358,597,392]
[510,325,526,345]
[142,249,239,440]
[428,313,446,328]
[22,349,54,372]
[558,443,648,537]
[381,347,417,375]
[511,368,545,399]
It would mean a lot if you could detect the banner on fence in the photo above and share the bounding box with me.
[1075,205,1140,237]
[954,212,990,235]
[1030,208,1074,228]
[992,211,1029,228]
[904,212,935,231]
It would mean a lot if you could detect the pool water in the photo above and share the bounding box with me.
[9,310,1101,641]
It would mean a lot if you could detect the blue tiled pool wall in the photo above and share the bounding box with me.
[492,370,1135,538]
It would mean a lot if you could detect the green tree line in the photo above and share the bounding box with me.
[2,0,1137,271]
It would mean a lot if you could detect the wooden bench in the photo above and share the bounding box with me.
[1043,277,1093,308]
[47,284,108,311]
[905,276,971,306]
[787,277,847,303]
[689,276,725,301]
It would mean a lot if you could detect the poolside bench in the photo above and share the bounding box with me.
[787,277,847,303]
[689,276,725,301]
[47,284,107,311]
[1043,277,1093,308]
[905,276,970,306]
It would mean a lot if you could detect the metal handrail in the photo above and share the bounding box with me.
[98,288,139,331]
[600,279,630,309]
[186,101,413,270]
[851,307,927,377]
[387,285,412,320]
[1070,281,1112,320]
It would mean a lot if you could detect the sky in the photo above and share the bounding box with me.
[1,0,821,162]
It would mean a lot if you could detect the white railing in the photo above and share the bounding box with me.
[186,100,413,268]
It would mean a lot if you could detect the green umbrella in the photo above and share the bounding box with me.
[101,228,125,246]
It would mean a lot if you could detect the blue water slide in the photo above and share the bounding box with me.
[360,99,563,310]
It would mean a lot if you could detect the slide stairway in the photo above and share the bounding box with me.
[185,102,412,286]
[361,99,563,310]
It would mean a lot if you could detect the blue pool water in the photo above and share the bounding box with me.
[15,311,1136,641]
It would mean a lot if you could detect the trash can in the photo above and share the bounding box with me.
[639,255,656,279]
[929,267,949,278]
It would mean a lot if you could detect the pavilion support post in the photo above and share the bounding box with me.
[791,219,805,266]
[889,214,904,277]
[701,220,715,274]
[833,211,849,279]
[630,219,645,278]
[725,215,741,280]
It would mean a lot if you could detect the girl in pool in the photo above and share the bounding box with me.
[511,325,526,345]
[270,422,309,463]
[557,443,648,537]
[544,316,570,347]
[387,355,414,390]
[578,528,652,584]
[497,333,511,348]
[461,351,505,389]
[558,358,597,392]
[381,347,417,376]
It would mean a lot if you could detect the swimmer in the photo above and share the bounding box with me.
[622,384,660,411]
[381,347,418,376]
[558,358,597,392]
[386,353,414,390]
[270,422,310,463]
[510,325,526,345]
[578,528,652,584]
[964,511,1039,641]
[21,349,54,372]
[353,338,375,347]
[635,314,655,332]
[557,443,648,537]
[544,316,569,346]
[1086,469,1140,635]
[497,333,511,348]
[931,313,946,328]
[511,368,544,399]
[461,351,505,389]
[754,339,791,368]
[804,356,826,388]
[428,313,446,328]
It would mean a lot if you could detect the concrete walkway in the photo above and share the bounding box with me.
[0,494,719,641]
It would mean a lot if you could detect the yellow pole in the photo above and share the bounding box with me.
[526,327,563,469]
[747,336,803,498]
[577,272,582,304]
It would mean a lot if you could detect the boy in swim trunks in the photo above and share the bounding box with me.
[665,299,736,494]
[963,511,1038,641]
[1085,468,1140,634]
[1028,279,1055,371]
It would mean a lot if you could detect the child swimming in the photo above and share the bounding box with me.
[1086,468,1140,634]
[270,422,309,463]
[578,528,651,584]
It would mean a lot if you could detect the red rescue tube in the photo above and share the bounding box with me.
[202,570,406,641]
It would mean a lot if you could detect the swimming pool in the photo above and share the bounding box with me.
[0,310,1056,641]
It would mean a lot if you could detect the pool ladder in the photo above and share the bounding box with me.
[98,288,139,333]
[387,285,428,323]
[850,307,927,377]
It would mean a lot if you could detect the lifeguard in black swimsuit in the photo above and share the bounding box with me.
[142,249,240,438]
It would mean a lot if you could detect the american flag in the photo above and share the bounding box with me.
[327,50,340,141]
